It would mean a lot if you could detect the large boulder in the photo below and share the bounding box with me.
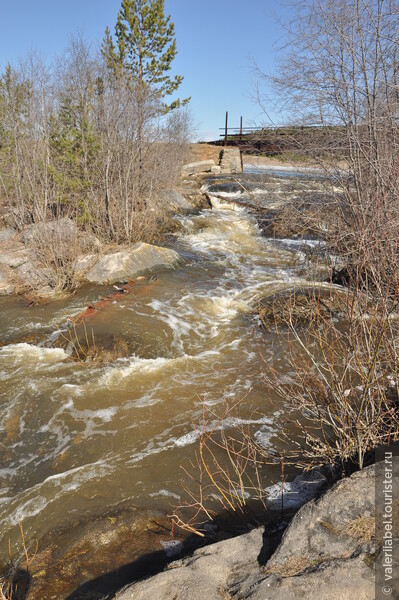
[114,466,377,600]
[80,243,182,284]
[115,527,264,600]
[236,466,377,600]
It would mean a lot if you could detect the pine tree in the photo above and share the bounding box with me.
[102,0,189,110]
[102,0,189,210]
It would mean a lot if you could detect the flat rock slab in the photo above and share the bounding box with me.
[182,160,215,176]
[82,242,182,284]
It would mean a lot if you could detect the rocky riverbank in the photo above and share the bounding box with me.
[2,165,377,600]
[0,184,211,300]
[114,465,376,600]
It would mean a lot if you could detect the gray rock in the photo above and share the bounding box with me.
[74,253,99,277]
[182,160,215,176]
[220,148,242,174]
[83,243,182,284]
[15,260,52,288]
[0,283,15,296]
[22,217,100,251]
[0,250,29,268]
[115,527,263,600]
[115,466,376,600]
[0,228,18,242]
[22,217,77,244]
[163,190,197,214]
[0,267,15,295]
[237,554,374,599]
[266,466,375,570]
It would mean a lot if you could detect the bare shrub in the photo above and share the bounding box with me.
[0,34,192,248]
[26,218,84,291]
[171,399,270,538]
[256,0,399,294]
[260,285,399,471]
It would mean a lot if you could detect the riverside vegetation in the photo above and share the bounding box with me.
[0,0,190,297]
[1,0,399,598]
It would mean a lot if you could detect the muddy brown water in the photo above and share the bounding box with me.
[0,171,333,598]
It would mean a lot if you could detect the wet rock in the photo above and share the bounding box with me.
[82,243,182,285]
[207,181,245,195]
[264,467,328,511]
[177,180,213,210]
[27,505,182,600]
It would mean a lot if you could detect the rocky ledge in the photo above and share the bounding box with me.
[115,465,377,600]
[0,185,209,299]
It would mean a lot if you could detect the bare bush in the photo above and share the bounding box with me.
[171,399,269,538]
[259,285,399,471]
[257,0,399,294]
[26,218,84,291]
[0,33,191,246]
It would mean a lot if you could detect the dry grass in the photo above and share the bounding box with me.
[345,516,375,543]
[60,322,130,365]
[264,556,321,577]
[0,523,37,600]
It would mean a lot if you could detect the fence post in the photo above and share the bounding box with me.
[224,111,228,146]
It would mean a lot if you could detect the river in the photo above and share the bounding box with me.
[0,168,331,597]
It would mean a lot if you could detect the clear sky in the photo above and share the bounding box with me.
[0,0,288,140]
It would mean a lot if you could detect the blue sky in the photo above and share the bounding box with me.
[0,1,288,140]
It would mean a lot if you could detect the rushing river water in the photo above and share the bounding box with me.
[0,169,331,597]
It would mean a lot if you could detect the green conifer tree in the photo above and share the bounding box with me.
[102,0,189,110]
[102,0,189,210]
